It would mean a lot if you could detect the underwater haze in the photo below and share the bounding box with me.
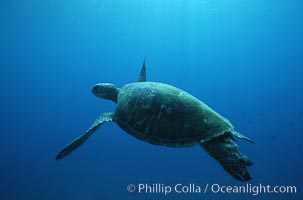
[0,0,302,199]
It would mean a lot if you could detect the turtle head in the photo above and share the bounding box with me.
[92,83,119,103]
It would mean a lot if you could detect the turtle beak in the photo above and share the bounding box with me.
[92,84,105,97]
[92,85,99,96]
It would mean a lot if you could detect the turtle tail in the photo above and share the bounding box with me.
[200,133,253,181]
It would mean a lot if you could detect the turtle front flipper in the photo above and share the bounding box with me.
[137,56,146,82]
[200,133,253,181]
[56,112,115,160]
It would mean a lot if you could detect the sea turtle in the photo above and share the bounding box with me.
[56,58,254,181]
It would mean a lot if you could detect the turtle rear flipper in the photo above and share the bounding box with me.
[56,112,114,160]
[200,133,253,181]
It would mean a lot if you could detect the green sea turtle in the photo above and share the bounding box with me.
[56,58,254,181]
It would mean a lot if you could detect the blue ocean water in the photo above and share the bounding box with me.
[0,0,302,199]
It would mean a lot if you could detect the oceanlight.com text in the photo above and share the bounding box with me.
[209,183,297,196]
